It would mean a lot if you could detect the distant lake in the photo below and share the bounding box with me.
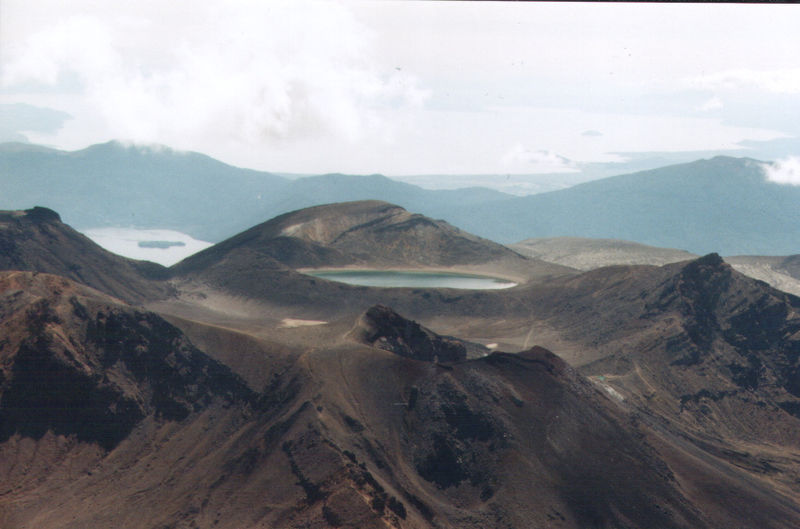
[82,227,213,266]
[304,269,517,289]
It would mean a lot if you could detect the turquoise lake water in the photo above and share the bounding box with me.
[304,270,517,289]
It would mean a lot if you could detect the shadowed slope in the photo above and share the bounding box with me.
[511,254,800,499]
[2,271,800,527]
[348,304,488,362]
[0,207,169,302]
[303,322,800,529]
[0,271,254,451]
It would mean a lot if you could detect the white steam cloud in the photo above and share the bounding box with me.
[1,2,428,152]
[696,96,723,112]
[691,68,800,95]
[763,156,800,186]
[501,145,579,173]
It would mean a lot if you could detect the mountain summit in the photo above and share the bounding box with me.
[175,200,529,271]
[170,201,571,307]
[4,143,799,255]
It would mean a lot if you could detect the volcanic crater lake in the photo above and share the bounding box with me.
[303,269,518,289]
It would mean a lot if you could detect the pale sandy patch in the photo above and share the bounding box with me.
[729,263,800,297]
[602,385,626,402]
[486,343,498,349]
[592,379,625,402]
[280,318,328,328]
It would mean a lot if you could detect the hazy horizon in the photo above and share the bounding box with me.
[2,1,799,188]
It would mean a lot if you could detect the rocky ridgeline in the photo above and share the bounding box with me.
[349,305,468,362]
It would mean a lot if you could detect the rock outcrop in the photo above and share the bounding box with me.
[0,271,253,450]
[349,305,469,362]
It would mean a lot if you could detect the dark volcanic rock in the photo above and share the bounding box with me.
[3,227,800,529]
[350,305,469,362]
[1,333,146,450]
[519,252,800,460]
[378,345,715,529]
[2,268,800,528]
[22,205,61,222]
[0,271,253,450]
[645,254,800,396]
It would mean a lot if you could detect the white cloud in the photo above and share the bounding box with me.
[1,16,119,87]
[1,2,797,176]
[1,2,429,152]
[696,96,723,112]
[762,156,800,186]
[691,68,800,95]
[501,145,579,173]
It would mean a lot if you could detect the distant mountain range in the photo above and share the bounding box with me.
[0,141,295,241]
[0,141,510,242]
[439,156,800,255]
[2,141,798,255]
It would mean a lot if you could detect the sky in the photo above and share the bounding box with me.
[2,1,800,192]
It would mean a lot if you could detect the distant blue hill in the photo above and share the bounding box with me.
[1,142,796,255]
[0,141,289,241]
[435,156,800,256]
[0,141,510,242]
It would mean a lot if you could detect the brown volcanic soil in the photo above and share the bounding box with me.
[514,254,800,435]
[512,236,698,270]
[493,254,800,501]
[4,204,800,527]
[171,200,573,284]
[511,235,800,297]
[163,250,800,513]
[175,200,521,268]
[154,200,572,325]
[0,207,170,303]
[156,204,800,495]
[155,201,573,330]
[7,275,800,528]
[150,203,800,520]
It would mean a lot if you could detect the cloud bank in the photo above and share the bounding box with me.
[1,2,428,153]
[692,68,800,95]
[763,156,800,186]
[696,96,724,112]
[1,2,797,176]
[501,145,579,173]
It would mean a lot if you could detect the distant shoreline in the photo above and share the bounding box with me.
[298,266,520,283]
[299,267,519,290]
